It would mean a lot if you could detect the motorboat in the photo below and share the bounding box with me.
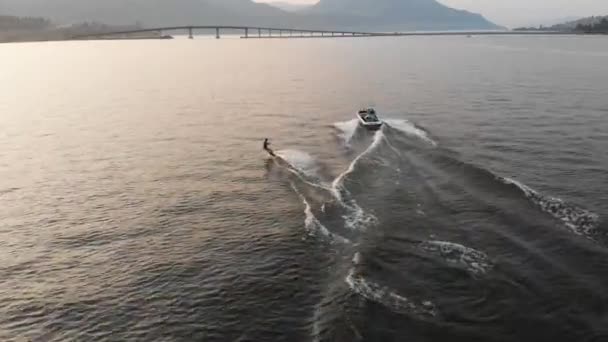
[357,108,383,130]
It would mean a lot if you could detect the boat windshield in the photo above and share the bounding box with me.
[359,109,379,122]
[365,113,378,122]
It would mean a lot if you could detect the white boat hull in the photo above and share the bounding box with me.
[357,113,383,131]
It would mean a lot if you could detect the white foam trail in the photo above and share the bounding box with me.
[352,251,362,265]
[420,240,493,275]
[500,177,528,191]
[501,177,600,237]
[273,150,331,192]
[275,147,374,236]
[342,212,377,233]
[385,119,437,147]
[331,129,385,202]
[346,269,414,311]
[276,150,320,179]
[328,130,383,232]
[291,184,350,244]
[333,119,359,146]
[346,267,437,317]
[283,166,331,192]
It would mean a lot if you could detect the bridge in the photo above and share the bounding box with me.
[71,25,578,40]
[72,25,377,40]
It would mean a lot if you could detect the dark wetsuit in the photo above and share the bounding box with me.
[263,139,275,157]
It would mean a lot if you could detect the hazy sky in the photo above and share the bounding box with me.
[256,0,608,27]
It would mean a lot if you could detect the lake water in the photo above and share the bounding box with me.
[1,36,607,341]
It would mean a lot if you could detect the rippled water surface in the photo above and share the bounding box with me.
[1,36,607,341]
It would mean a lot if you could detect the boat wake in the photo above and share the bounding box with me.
[500,177,601,239]
[419,240,494,275]
[276,149,322,179]
[330,129,383,231]
[271,131,441,325]
[277,133,601,242]
[290,184,350,244]
[331,128,384,203]
[273,145,378,242]
[268,116,603,337]
[384,119,437,147]
[346,252,437,318]
[333,118,437,148]
[333,119,360,147]
[273,150,331,192]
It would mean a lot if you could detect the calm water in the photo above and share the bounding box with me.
[1,36,607,341]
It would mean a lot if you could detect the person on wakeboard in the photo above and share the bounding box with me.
[263,138,276,157]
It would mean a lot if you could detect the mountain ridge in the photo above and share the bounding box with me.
[307,0,499,30]
[0,0,500,30]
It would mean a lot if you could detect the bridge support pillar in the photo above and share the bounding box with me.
[245,28,249,38]
[216,27,220,39]
[258,28,261,38]
[188,27,193,39]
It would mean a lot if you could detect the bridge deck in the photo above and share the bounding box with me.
[72,25,374,39]
[72,25,579,40]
